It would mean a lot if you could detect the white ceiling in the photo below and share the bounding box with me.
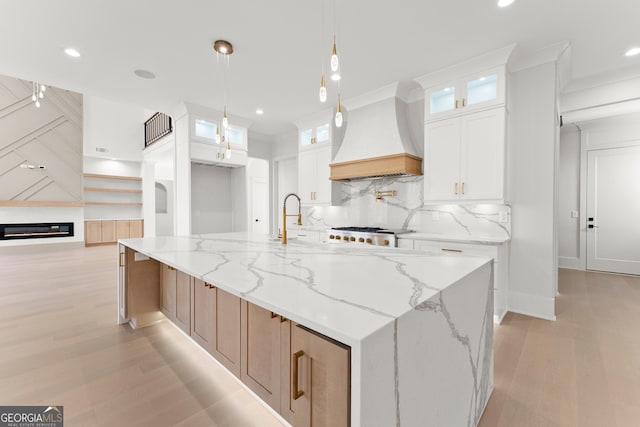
[0,0,638,136]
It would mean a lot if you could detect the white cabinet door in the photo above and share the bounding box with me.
[298,150,316,205]
[313,145,331,204]
[425,117,461,202]
[460,108,505,200]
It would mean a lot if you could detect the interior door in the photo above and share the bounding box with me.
[587,146,640,275]
[250,176,269,234]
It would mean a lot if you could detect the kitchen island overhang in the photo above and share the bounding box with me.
[117,233,493,427]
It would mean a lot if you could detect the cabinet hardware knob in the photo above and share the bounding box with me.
[271,311,278,319]
[280,315,287,323]
[292,350,305,400]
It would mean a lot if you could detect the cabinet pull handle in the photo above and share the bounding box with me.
[119,252,124,267]
[292,350,305,400]
[280,315,287,323]
[462,98,466,107]
[461,182,465,195]
[441,248,463,253]
[455,99,459,109]
[454,182,458,195]
[271,311,278,319]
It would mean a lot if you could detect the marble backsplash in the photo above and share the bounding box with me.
[301,176,511,239]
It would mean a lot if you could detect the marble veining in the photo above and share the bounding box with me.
[121,232,491,346]
[300,175,511,241]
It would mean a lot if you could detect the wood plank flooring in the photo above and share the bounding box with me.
[1,244,639,426]
[479,268,640,427]
[0,244,285,427]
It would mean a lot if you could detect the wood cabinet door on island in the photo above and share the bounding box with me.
[175,271,191,335]
[191,279,215,352]
[241,301,282,412]
[160,264,177,321]
[291,324,350,427]
[211,288,242,377]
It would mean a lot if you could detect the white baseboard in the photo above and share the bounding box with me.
[558,256,584,270]
[508,291,556,321]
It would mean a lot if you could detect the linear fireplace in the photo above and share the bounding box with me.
[0,222,74,240]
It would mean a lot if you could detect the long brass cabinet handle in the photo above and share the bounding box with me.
[454,182,458,195]
[462,98,466,107]
[441,248,463,253]
[461,182,465,195]
[119,252,124,267]
[292,350,305,400]
[455,99,459,109]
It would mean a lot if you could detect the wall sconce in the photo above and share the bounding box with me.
[375,190,396,201]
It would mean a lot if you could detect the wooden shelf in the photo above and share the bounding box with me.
[84,187,143,194]
[85,202,143,207]
[83,173,142,181]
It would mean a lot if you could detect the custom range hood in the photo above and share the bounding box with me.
[330,83,422,181]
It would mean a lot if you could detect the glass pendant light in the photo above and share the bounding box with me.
[222,108,229,129]
[31,93,37,102]
[215,125,221,144]
[40,84,46,93]
[31,82,37,101]
[319,73,327,103]
[225,140,231,159]
[35,100,41,108]
[330,36,339,72]
[335,94,343,128]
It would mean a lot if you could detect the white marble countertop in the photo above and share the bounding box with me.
[399,232,510,245]
[120,232,491,346]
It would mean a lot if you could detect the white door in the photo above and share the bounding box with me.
[586,146,640,275]
[424,117,461,201]
[460,108,505,200]
[250,177,269,234]
[248,158,270,235]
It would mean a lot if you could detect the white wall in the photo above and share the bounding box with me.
[557,126,581,268]
[191,163,232,234]
[508,61,558,321]
[248,132,273,160]
[84,96,146,162]
[271,130,298,160]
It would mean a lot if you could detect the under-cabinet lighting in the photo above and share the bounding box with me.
[497,0,514,7]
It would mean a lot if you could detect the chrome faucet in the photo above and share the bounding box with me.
[282,193,302,244]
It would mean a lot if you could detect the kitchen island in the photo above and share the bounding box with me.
[117,232,493,427]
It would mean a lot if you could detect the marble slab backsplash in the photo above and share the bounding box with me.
[301,176,511,239]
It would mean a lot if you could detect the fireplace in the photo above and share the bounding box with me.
[0,222,74,240]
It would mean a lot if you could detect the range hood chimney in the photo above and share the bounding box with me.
[330,83,422,181]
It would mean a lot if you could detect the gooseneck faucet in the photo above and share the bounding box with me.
[282,193,302,244]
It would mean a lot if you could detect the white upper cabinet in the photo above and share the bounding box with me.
[189,112,249,167]
[425,67,505,121]
[424,107,505,203]
[299,122,331,150]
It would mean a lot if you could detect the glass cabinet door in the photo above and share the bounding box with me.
[194,119,217,140]
[300,128,313,147]
[466,74,498,107]
[429,85,458,115]
[316,124,330,144]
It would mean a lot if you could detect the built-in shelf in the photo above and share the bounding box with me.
[83,173,142,181]
[85,202,143,206]
[84,187,143,194]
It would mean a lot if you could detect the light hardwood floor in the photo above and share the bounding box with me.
[1,245,639,426]
[0,244,285,427]
[479,268,640,427]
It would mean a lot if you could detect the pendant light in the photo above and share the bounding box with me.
[330,35,339,72]
[213,39,234,158]
[222,108,229,129]
[215,125,221,144]
[319,73,327,103]
[31,81,45,107]
[335,94,343,128]
[225,140,232,159]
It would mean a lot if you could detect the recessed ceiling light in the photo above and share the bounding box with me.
[331,73,341,81]
[64,48,81,58]
[625,47,640,57]
[497,0,514,7]
[256,109,264,115]
[134,69,156,79]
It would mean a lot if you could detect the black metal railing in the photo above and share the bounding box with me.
[144,112,172,147]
